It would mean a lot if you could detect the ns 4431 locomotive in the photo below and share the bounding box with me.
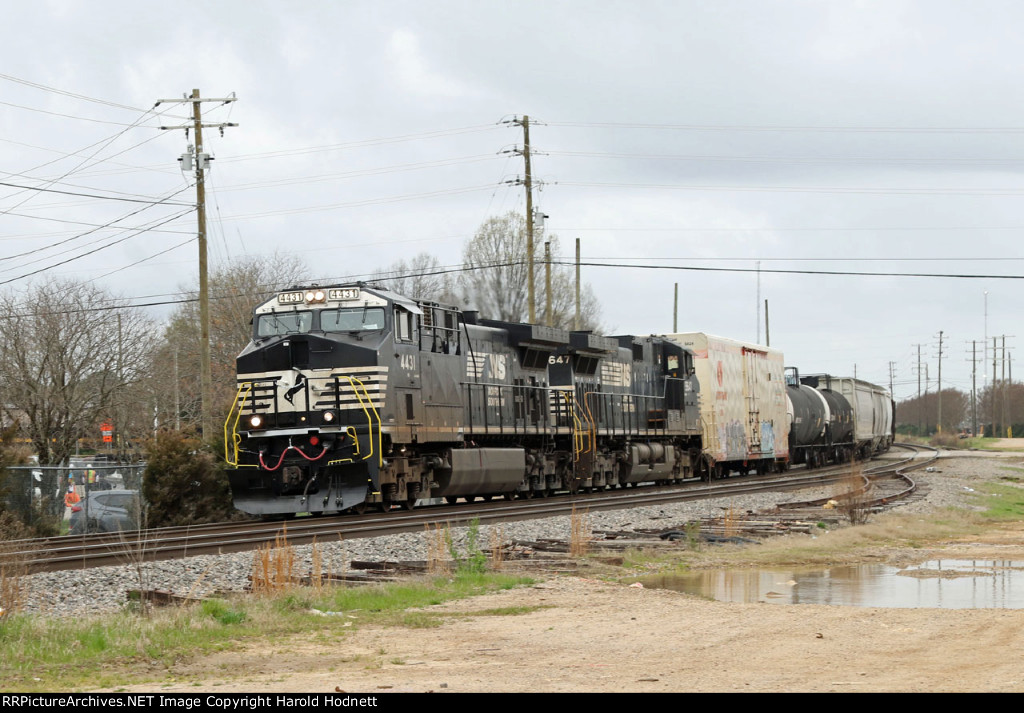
[224,283,707,516]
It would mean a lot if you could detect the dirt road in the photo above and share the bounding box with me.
[106,454,1024,693]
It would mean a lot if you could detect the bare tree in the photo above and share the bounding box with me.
[459,212,603,330]
[370,252,458,303]
[0,278,155,467]
[153,253,309,434]
[896,388,969,436]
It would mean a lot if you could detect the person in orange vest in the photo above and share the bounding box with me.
[64,486,80,508]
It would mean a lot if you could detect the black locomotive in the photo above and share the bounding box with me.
[225,283,703,515]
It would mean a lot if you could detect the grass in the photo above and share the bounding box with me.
[0,569,534,692]
[972,481,1024,520]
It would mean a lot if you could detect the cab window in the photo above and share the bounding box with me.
[394,307,415,342]
[320,307,385,332]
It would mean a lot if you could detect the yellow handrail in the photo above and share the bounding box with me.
[336,375,384,467]
[561,391,584,461]
[581,391,599,454]
[326,426,362,466]
[223,383,254,466]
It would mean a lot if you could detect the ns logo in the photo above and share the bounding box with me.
[487,353,507,380]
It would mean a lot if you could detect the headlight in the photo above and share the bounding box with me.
[249,414,263,429]
[322,410,335,423]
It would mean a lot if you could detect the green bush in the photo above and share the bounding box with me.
[142,429,237,527]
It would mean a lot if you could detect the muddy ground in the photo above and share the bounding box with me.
[105,452,1024,693]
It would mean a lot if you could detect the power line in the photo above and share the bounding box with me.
[549,259,1024,280]
[0,185,193,264]
[559,180,1024,196]
[557,224,1024,233]
[0,72,177,114]
[0,179,193,205]
[547,149,1024,165]
[0,209,194,286]
[547,120,1024,134]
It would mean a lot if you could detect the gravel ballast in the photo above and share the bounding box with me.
[15,451,1024,619]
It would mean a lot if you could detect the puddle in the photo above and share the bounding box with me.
[643,560,1024,608]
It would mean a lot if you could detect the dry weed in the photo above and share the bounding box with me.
[836,461,872,525]
[570,505,593,557]
[723,506,738,539]
[426,522,451,575]
[0,513,31,617]
[489,524,506,570]
[310,538,323,592]
[251,526,296,593]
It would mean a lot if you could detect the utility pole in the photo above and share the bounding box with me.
[937,331,944,433]
[888,361,897,396]
[988,335,1016,437]
[912,343,923,435]
[755,260,761,343]
[575,238,581,331]
[158,89,237,439]
[673,283,678,332]
[1003,336,1008,438]
[968,340,978,438]
[994,336,998,437]
[764,299,770,346]
[544,240,552,327]
[511,115,536,323]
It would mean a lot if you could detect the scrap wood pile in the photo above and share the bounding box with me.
[514,511,822,554]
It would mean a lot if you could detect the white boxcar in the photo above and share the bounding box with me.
[665,333,789,475]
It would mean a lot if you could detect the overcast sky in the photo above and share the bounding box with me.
[2,1,1022,407]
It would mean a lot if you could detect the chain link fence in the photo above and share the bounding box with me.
[4,461,145,532]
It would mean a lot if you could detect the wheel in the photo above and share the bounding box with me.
[445,496,458,505]
[481,494,493,502]
[378,501,392,513]
[503,492,516,501]
[402,497,417,511]
[538,488,550,498]
[351,501,368,515]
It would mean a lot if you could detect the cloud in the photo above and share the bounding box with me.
[386,28,471,98]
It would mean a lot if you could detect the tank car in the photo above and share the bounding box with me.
[224,283,703,516]
[786,370,893,465]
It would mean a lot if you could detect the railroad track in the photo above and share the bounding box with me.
[779,442,938,516]
[4,447,936,574]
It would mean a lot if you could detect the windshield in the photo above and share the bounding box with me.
[320,307,386,332]
[256,311,313,337]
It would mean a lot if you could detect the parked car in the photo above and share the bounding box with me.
[68,490,141,534]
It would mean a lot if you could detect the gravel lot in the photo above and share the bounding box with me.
[15,448,1024,620]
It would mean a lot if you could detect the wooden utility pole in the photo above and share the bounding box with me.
[575,238,581,331]
[764,299,770,346]
[673,283,678,332]
[544,240,552,327]
[516,115,535,323]
[937,330,944,433]
[158,89,237,439]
